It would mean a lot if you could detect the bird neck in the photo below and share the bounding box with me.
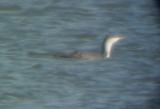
[101,37,115,58]
[103,44,111,58]
[101,37,109,58]
[101,35,123,59]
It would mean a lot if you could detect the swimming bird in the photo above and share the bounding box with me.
[28,35,124,60]
[53,35,124,60]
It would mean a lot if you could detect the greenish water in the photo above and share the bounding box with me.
[0,0,160,109]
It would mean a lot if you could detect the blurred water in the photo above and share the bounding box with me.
[0,0,160,109]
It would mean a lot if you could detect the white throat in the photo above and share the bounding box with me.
[103,36,123,58]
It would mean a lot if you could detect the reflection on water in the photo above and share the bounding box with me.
[0,0,160,109]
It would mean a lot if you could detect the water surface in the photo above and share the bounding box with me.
[0,0,160,109]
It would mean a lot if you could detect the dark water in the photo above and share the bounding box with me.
[0,0,160,109]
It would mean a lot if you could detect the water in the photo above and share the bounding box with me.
[0,0,160,109]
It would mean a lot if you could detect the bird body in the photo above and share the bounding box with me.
[59,51,103,60]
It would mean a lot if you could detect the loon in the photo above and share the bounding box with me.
[53,35,124,60]
[28,35,124,60]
